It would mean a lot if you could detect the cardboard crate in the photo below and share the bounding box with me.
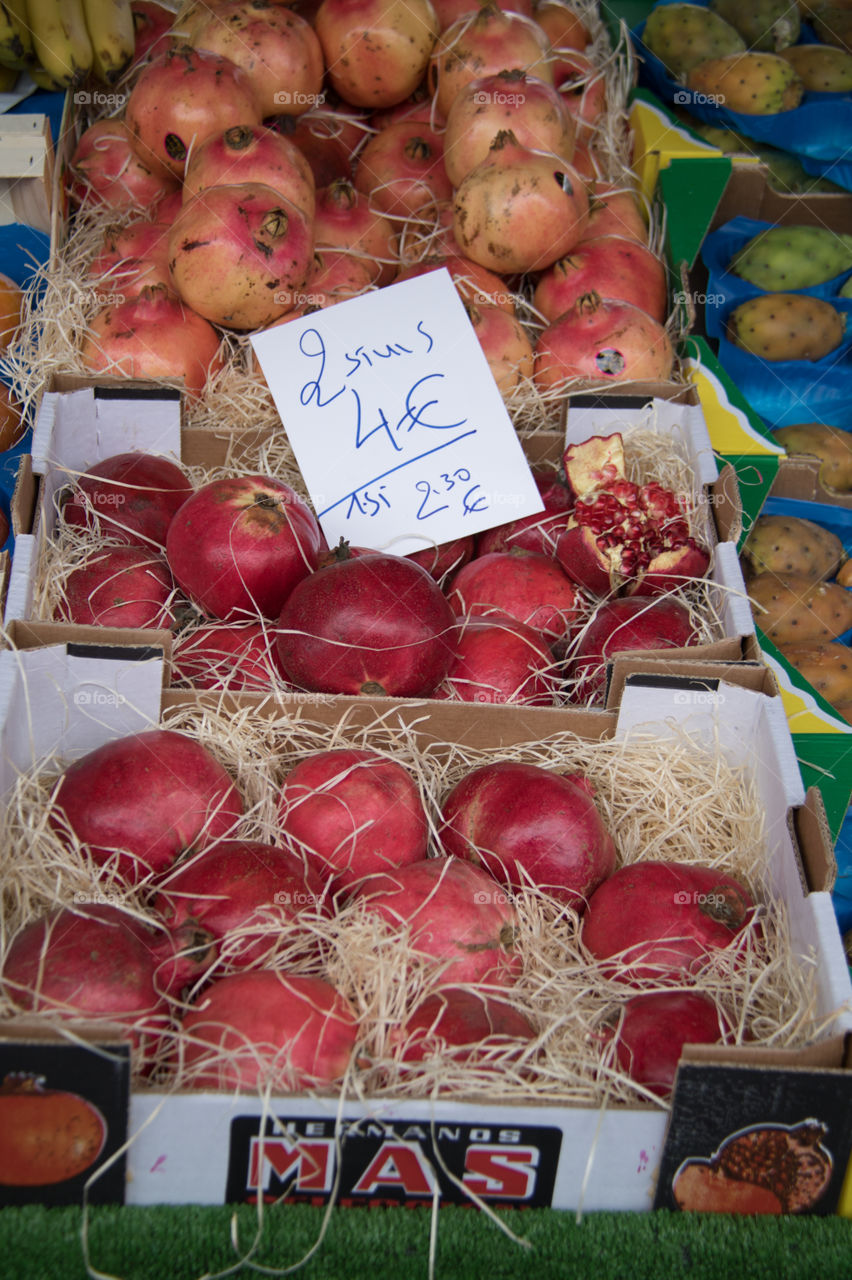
[3,376,757,689]
[0,641,849,1211]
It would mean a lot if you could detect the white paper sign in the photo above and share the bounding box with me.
[250,269,543,555]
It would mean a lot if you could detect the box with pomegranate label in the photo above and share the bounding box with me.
[0,641,849,1212]
[2,375,757,717]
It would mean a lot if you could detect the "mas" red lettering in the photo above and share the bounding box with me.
[351,1142,435,1197]
[462,1145,539,1200]
[247,1137,334,1193]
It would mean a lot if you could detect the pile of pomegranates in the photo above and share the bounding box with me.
[61,0,673,402]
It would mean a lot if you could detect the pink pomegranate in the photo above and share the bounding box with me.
[79,284,224,400]
[605,991,731,1097]
[313,179,399,286]
[476,467,572,557]
[446,548,579,643]
[439,762,616,908]
[354,121,452,218]
[131,1,175,64]
[533,237,669,325]
[555,433,710,597]
[429,5,553,118]
[443,69,577,188]
[154,839,330,968]
[68,120,180,213]
[582,860,755,982]
[405,534,475,583]
[534,293,675,389]
[432,0,533,26]
[48,728,244,885]
[88,217,174,299]
[315,0,440,109]
[581,182,649,244]
[394,254,518,314]
[352,857,520,986]
[453,131,590,274]
[278,748,429,891]
[182,125,316,222]
[466,302,535,397]
[394,987,535,1063]
[554,50,608,140]
[189,0,324,118]
[2,906,176,1057]
[434,615,558,705]
[180,971,359,1092]
[54,545,176,630]
[165,475,322,622]
[277,115,352,188]
[168,184,313,330]
[124,45,264,179]
[276,550,456,697]
[172,622,287,690]
[60,451,193,548]
[569,595,699,702]
[533,0,590,52]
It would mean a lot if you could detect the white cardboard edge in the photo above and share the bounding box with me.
[712,541,755,640]
[3,532,36,625]
[563,396,719,490]
[31,386,182,475]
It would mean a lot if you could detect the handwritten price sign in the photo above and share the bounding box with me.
[250,269,543,556]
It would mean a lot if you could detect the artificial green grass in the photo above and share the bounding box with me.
[1,1205,851,1280]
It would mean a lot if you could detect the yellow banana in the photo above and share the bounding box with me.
[82,0,134,85]
[0,62,19,88]
[28,60,66,90]
[0,1,35,70]
[26,0,93,88]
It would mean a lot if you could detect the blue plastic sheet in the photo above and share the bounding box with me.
[632,1,852,181]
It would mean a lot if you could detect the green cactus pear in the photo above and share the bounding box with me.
[741,514,845,580]
[778,641,852,712]
[748,573,852,643]
[710,0,801,51]
[839,276,852,299]
[687,52,805,113]
[772,424,852,492]
[726,293,846,361]
[779,42,852,90]
[728,226,852,290]
[643,3,745,79]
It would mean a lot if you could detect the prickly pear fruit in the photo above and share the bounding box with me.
[813,9,852,53]
[772,424,852,492]
[643,3,745,79]
[779,42,852,90]
[709,0,800,51]
[741,514,845,580]
[840,276,852,299]
[838,559,852,588]
[687,52,805,113]
[748,573,852,644]
[778,641,852,710]
[728,226,852,290]
[726,294,846,361]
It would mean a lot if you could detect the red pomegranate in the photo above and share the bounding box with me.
[315,0,440,109]
[172,622,287,691]
[581,182,649,244]
[1,906,175,1057]
[569,595,699,702]
[165,475,322,621]
[476,467,572,557]
[352,857,520,986]
[48,728,245,885]
[154,839,330,968]
[534,293,675,389]
[453,131,590,274]
[554,50,608,141]
[131,2,175,64]
[276,550,456,697]
[68,120,180,212]
[394,987,535,1063]
[533,0,590,52]
[79,284,224,400]
[124,45,264,179]
[54,545,176,630]
[88,217,174,299]
[405,534,475,583]
[276,115,352,188]
[354,121,452,218]
[429,5,553,118]
[605,991,731,1098]
[313,179,400,286]
[60,451,193,548]
[182,125,316,222]
[168,184,314,330]
[533,237,669,325]
[439,761,616,908]
[278,747,429,891]
[446,548,579,643]
[433,615,558,705]
[180,971,359,1092]
[582,861,755,982]
[394,254,518,314]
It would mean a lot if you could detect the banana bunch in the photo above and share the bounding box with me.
[0,0,136,90]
